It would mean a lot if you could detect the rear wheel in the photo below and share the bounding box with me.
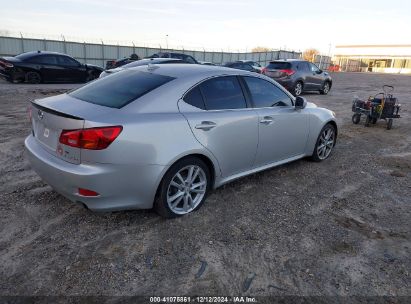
[311,124,336,162]
[352,114,361,124]
[25,71,41,84]
[320,81,331,95]
[154,157,211,218]
[293,81,303,96]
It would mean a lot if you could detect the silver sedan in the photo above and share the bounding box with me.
[25,64,337,218]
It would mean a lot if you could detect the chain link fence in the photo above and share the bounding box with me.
[0,35,304,68]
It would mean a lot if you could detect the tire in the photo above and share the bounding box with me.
[154,157,211,218]
[293,81,303,96]
[352,114,361,124]
[372,117,377,124]
[311,123,336,162]
[320,81,331,95]
[25,71,41,84]
[387,119,393,130]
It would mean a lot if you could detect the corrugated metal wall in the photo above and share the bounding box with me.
[0,36,304,68]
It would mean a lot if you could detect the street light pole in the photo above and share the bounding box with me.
[166,34,169,50]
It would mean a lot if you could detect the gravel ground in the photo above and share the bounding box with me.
[0,73,410,300]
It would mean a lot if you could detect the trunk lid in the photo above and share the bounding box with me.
[264,62,292,78]
[30,93,114,164]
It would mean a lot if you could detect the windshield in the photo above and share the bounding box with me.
[69,70,174,108]
[267,62,291,70]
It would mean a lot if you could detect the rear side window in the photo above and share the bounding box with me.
[267,62,291,70]
[69,70,174,108]
[184,86,206,110]
[243,76,293,107]
[200,76,247,110]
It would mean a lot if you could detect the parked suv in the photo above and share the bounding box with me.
[262,60,332,96]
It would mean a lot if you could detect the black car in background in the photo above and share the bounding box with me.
[236,59,262,72]
[148,52,198,64]
[105,53,140,69]
[262,59,332,96]
[0,51,104,84]
[99,58,186,78]
[223,61,261,73]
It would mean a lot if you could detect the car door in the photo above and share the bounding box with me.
[178,76,259,178]
[307,63,324,89]
[56,55,85,82]
[29,55,61,82]
[241,76,309,166]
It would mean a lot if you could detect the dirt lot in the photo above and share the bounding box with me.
[0,73,410,300]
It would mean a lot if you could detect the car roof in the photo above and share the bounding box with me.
[17,51,68,57]
[270,59,305,63]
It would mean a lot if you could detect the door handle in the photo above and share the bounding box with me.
[195,121,217,131]
[260,116,274,125]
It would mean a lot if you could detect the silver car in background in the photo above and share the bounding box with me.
[25,64,337,218]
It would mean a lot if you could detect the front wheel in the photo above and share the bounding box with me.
[311,124,336,162]
[293,81,303,96]
[352,114,361,124]
[320,81,331,95]
[387,119,393,130]
[154,157,211,218]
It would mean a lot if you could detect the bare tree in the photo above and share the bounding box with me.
[252,46,272,52]
[302,48,320,62]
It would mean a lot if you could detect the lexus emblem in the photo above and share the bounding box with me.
[37,109,44,120]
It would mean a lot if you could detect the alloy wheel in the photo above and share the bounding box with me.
[166,165,207,215]
[317,127,335,160]
[295,83,302,96]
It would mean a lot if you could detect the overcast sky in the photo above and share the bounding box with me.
[1,0,410,54]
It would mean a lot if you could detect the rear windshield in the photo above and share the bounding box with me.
[69,70,174,108]
[267,62,291,69]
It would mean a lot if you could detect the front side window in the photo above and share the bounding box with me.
[200,76,247,110]
[310,63,320,73]
[69,70,174,108]
[58,56,79,67]
[185,56,196,64]
[243,76,293,108]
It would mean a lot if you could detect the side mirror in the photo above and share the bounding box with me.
[295,96,307,109]
[316,69,323,74]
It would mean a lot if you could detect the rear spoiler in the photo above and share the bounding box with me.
[31,101,83,120]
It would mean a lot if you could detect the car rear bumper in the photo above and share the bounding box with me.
[25,135,166,211]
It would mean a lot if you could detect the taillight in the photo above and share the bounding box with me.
[0,60,13,68]
[280,69,295,76]
[261,67,267,74]
[78,188,99,197]
[59,126,122,150]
